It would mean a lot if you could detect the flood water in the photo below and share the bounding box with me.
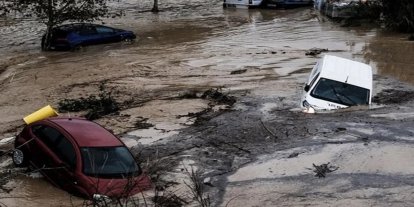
[0,174,83,207]
[1,1,414,84]
[1,0,414,206]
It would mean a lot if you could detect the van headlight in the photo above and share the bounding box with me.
[302,100,311,108]
[302,100,315,114]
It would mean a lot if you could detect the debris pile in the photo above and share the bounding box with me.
[58,87,119,120]
[201,88,236,106]
[135,117,155,129]
[373,89,414,104]
[305,48,329,56]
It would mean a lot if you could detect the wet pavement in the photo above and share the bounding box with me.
[1,0,414,206]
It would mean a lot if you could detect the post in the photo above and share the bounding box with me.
[151,0,159,13]
[43,0,54,50]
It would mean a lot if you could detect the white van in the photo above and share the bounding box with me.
[223,0,263,8]
[301,55,373,111]
[223,0,312,8]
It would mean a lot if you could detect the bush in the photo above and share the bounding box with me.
[381,0,414,32]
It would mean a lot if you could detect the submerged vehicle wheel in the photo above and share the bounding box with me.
[123,38,134,43]
[71,44,84,51]
[12,149,28,167]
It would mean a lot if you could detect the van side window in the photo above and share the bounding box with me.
[309,72,320,88]
[32,125,76,169]
[310,62,319,77]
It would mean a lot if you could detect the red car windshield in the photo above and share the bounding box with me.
[81,147,141,178]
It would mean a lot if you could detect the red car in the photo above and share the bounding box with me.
[12,117,151,199]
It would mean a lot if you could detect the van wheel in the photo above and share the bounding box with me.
[12,149,28,167]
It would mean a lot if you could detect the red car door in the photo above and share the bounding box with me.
[30,125,78,192]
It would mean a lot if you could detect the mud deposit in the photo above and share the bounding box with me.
[1,0,414,206]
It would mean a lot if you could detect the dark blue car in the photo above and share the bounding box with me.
[42,23,136,50]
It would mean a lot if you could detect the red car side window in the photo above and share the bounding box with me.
[55,136,77,169]
[31,125,77,169]
[32,125,60,147]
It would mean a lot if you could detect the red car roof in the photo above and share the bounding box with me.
[48,118,123,147]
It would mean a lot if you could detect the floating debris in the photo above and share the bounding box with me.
[230,69,247,75]
[311,162,339,178]
[135,117,155,129]
[177,90,199,99]
[305,48,328,56]
[372,89,414,104]
[287,152,299,158]
[335,127,347,132]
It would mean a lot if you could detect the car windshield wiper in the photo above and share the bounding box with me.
[332,86,358,106]
[339,92,357,105]
[330,85,350,106]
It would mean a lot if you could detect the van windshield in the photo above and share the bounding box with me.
[81,147,141,178]
[311,78,370,106]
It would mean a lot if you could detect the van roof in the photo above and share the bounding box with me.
[318,55,372,90]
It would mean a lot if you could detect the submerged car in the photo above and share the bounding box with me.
[42,23,136,50]
[301,55,373,111]
[12,117,151,199]
[314,0,363,18]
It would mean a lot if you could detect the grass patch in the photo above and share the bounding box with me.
[184,168,211,207]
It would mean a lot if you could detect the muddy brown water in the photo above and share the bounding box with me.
[1,0,414,206]
[0,174,83,207]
